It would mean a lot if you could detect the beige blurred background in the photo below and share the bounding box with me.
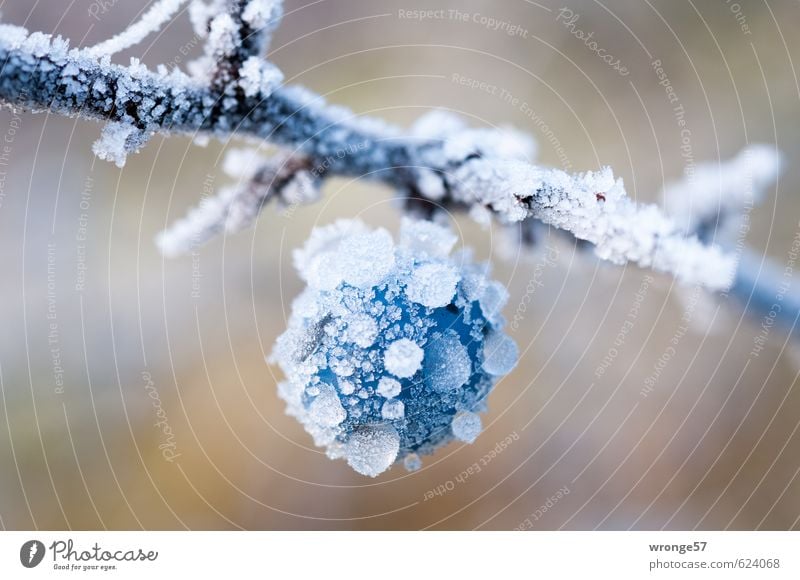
[0,0,799,530]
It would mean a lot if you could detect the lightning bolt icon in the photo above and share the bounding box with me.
[28,542,38,564]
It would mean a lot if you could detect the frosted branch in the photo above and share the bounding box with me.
[0,13,739,290]
[448,159,735,290]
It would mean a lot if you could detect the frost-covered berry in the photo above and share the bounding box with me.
[271,218,518,477]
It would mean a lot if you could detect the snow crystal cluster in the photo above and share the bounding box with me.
[449,158,735,291]
[271,218,518,477]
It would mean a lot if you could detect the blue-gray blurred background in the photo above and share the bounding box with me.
[0,0,799,530]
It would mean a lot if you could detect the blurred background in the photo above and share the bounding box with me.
[0,0,799,530]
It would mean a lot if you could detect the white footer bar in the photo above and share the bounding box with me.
[1,531,798,578]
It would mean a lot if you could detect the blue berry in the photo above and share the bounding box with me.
[271,218,517,477]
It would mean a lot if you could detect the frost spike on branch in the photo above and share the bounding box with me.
[87,0,191,58]
[156,148,319,256]
[662,144,782,238]
[0,6,744,291]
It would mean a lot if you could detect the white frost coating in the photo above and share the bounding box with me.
[405,263,460,308]
[344,313,378,348]
[479,280,509,324]
[293,220,395,290]
[443,127,536,163]
[399,217,457,258]
[156,192,228,257]
[222,147,265,178]
[188,0,225,37]
[384,339,424,378]
[279,171,320,205]
[294,219,367,281]
[376,377,401,398]
[88,0,190,57]
[239,56,283,97]
[338,380,355,395]
[423,331,471,393]
[0,24,30,49]
[338,229,396,288]
[452,411,481,443]
[415,168,446,201]
[92,121,147,167]
[278,380,337,446]
[207,13,238,57]
[468,203,493,228]
[663,144,782,233]
[451,159,736,291]
[308,383,346,427]
[482,331,518,376]
[381,399,405,420]
[242,0,284,31]
[345,425,400,477]
[410,109,467,139]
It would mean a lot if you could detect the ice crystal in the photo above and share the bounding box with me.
[92,121,149,168]
[451,411,482,443]
[384,339,424,379]
[376,377,401,398]
[242,0,284,34]
[344,425,401,478]
[271,219,517,476]
[239,56,283,97]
